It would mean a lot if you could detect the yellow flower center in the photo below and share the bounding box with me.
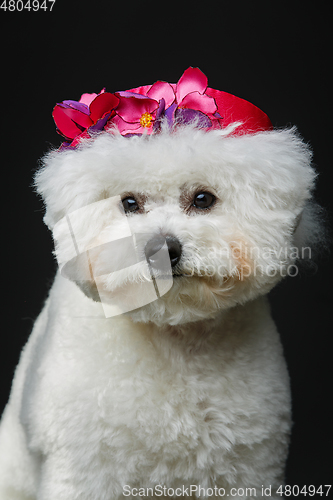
[140,112,153,128]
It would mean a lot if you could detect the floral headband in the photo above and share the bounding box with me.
[53,67,273,149]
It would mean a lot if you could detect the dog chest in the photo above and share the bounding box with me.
[24,306,290,489]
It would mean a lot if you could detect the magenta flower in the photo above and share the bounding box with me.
[171,67,221,128]
[130,80,176,108]
[53,89,119,147]
[176,67,217,113]
[111,92,162,136]
[112,79,178,136]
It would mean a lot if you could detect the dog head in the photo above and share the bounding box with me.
[35,124,320,325]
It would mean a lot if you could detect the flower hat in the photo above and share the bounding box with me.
[53,67,272,148]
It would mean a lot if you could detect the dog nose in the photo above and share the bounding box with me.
[145,235,182,268]
[166,236,182,267]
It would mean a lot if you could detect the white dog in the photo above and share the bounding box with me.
[0,69,322,499]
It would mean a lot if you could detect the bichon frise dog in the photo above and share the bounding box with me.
[0,68,322,499]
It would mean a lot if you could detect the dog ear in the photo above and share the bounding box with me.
[266,128,326,261]
[257,128,326,262]
[218,127,325,265]
[35,143,110,230]
[35,148,85,230]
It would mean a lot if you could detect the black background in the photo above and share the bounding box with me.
[1,0,332,493]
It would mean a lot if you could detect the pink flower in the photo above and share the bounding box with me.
[112,92,163,136]
[130,80,176,109]
[53,90,119,146]
[112,79,177,136]
[175,67,218,116]
[169,67,221,128]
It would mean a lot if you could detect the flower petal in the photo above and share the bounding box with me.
[147,81,175,108]
[115,95,159,123]
[111,115,145,135]
[128,84,151,96]
[79,90,104,106]
[176,67,208,104]
[153,98,165,132]
[88,110,115,133]
[89,92,119,123]
[116,91,148,99]
[53,104,93,139]
[179,92,217,116]
[164,102,177,128]
[62,100,90,114]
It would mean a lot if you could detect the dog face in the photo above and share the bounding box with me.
[36,126,316,325]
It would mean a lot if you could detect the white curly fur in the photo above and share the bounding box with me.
[0,124,321,499]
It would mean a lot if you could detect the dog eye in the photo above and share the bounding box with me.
[193,192,216,209]
[122,196,139,213]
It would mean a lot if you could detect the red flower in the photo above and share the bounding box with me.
[53,90,119,146]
